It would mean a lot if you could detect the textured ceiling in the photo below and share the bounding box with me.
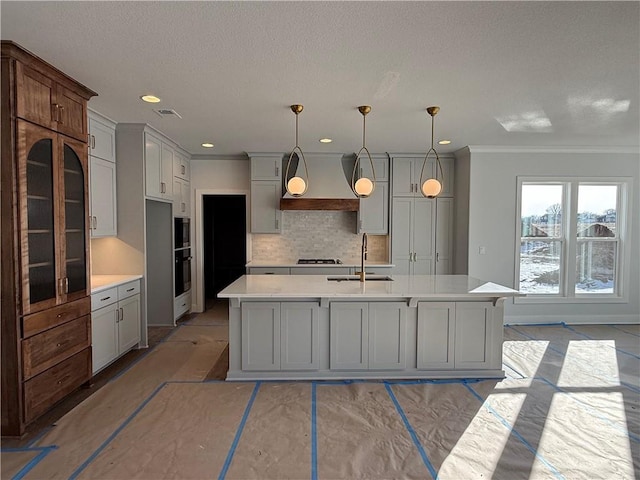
[1,1,638,157]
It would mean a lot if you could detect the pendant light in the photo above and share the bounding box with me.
[351,105,376,198]
[285,104,309,197]
[419,106,445,198]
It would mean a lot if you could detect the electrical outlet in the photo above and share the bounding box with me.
[479,246,486,255]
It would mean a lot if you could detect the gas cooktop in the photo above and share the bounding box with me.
[297,259,342,264]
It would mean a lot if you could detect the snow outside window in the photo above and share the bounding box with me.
[516,179,628,301]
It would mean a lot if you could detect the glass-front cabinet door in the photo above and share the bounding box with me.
[19,121,59,314]
[61,138,88,301]
[18,120,89,314]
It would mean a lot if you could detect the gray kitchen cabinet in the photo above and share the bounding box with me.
[90,156,117,237]
[249,153,283,233]
[251,181,282,233]
[358,181,389,234]
[144,131,173,201]
[280,302,319,370]
[390,154,454,198]
[292,267,351,275]
[88,110,116,163]
[416,302,455,369]
[91,279,141,374]
[417,301,496,370]
[330,303,368,370]
[242,302,281,371]
[173,176,190,217]
[173,150,190,180]
[241,301,319,371]
[435,197,454,274]
[368,302,406,370]
[454,302,495,369]
[330,302,406,370]
[391,197,435,275]
[249,267,291,275]
[89,110,117,237]
[251,154,282,180]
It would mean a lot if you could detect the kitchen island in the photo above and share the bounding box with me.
[217,275,522,381]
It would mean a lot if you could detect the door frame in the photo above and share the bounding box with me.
[194,188,250,313]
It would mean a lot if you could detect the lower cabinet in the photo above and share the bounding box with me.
[330,302,406,370]
[241,302,319,371]
[174,291,191,321]
[417,301,495,370]
[91,280,141,374]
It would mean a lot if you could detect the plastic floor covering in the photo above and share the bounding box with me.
[1,319,638,479]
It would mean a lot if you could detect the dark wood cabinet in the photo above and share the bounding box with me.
[1,41,97,436]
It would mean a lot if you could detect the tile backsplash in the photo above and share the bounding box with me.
[251,211,388,262]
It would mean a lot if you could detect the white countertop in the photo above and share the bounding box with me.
[246,260,394,268]
[91,274,143,294]
[218,274,522,300]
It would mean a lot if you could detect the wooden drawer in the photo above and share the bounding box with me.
[22,297,90,339]
[91,287,118,311]
[22,315,90,380]
[117,280,140,301]
[23,348,91,423]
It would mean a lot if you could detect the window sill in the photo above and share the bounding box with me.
[515,295,628,305]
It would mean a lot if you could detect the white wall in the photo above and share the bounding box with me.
[463,146,639,324]
[190,157,251,312]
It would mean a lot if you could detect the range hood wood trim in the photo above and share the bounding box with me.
[280,198,360,211]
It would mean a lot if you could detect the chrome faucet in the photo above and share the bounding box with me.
[360,233,368,282]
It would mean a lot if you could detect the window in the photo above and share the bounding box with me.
[516,178,630,301]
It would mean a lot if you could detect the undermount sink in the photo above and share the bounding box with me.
[327,275,394,282]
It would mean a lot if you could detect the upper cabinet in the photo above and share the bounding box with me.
[173,150,190,180]
[144,131,174,202]
[357,155,389,234]
[13,52,92,143]
[249,153,283,233]
[88,110,117,237]
[390,154,454,198]
[88,110,116,162]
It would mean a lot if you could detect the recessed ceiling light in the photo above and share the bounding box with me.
[201,143,214,148]
[140,94,161,103]
[319,138,332,143]
[438,140,451,145]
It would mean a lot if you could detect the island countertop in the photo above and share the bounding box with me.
[218,274,521,301]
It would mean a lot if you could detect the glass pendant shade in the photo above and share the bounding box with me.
[284,104,309,197]
[419,106,445,199]
[351,105,376,199]
[354,177,374,197]
[287,176,307,196]
[421,178,442,198]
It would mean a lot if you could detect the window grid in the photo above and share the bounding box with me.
[516,178,627,301]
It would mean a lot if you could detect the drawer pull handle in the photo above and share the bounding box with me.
[126,288,134,292]
[100,296,111,301]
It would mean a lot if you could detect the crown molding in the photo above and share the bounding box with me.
[464,145,640,154]
[191,153,249,161]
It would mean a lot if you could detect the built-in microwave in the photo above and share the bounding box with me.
[175,218,190,248]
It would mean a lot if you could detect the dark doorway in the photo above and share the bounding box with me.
[203,195,247,302]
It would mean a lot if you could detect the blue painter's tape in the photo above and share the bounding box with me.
[385,383,439,480]
[610,325,640,338]
[464,383,565,479]
[506,322,566,327]
[311,382,318,480]
[218,381,261,480]
[25,425,54,448]
[563,325,640,360]
[11,446,58,480]
[503,361,527,379]
[536,377,640,444]
[68,382,168,480]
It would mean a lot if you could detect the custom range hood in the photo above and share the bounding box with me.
[280,153,360,211]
